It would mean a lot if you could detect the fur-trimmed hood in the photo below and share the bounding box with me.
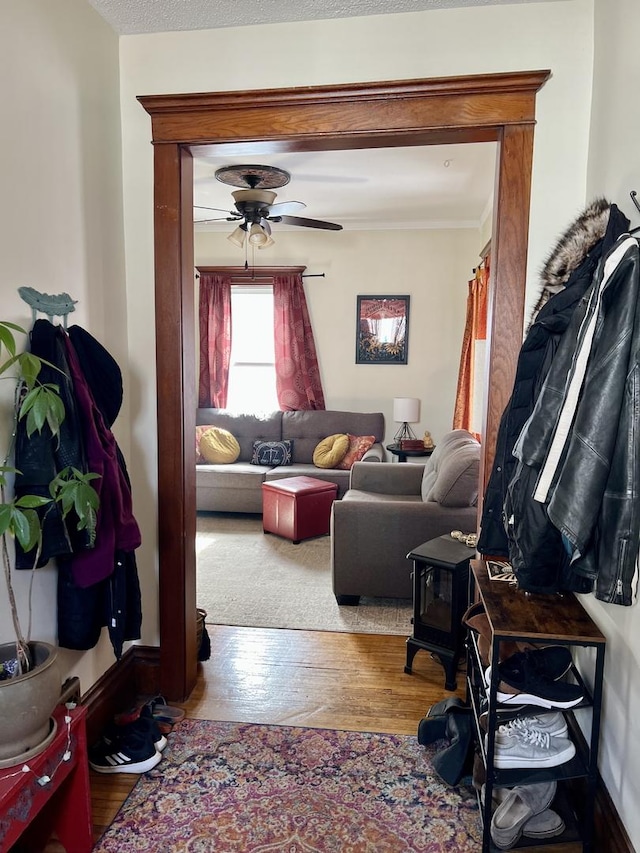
[529,198,611,324]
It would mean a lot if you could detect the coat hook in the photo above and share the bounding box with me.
[630,190,640,215]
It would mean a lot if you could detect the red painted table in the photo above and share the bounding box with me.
[0,704,92,853]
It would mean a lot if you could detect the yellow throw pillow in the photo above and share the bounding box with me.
[199,427,241,464]
[313,433,350,469]
[196,425,216,464]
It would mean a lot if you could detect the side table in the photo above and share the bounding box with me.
[386,443,434,463]
[404,534,475,690]
[0,704,93,853]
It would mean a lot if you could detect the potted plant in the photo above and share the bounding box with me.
[0,319,99,765]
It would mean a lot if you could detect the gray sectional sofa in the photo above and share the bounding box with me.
[196,408,385,513]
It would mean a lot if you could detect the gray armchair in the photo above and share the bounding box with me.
[331,430,480,604]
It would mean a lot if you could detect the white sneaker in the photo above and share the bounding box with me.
[488,727,576,769]
[497,712,567,742]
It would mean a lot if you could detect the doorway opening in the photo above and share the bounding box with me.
[139,70,550,700]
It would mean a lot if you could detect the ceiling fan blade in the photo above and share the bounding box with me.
[267,201,306,216]
[194,205,241,218]
[194,216,238,223]
[278,215,343,231]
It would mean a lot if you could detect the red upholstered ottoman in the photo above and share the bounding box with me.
[262,476,338,543]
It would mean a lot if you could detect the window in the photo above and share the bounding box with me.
[225,286,278,412]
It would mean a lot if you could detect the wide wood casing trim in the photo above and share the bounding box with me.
[139,72,550,148]
[140,71,549,702]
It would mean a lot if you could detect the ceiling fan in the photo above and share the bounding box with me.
[194,164,343,249]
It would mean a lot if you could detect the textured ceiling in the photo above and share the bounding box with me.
[86,0,560,35]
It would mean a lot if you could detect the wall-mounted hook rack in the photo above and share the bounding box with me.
[630,191,640,235]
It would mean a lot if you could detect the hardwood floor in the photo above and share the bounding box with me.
[88,624,465,843]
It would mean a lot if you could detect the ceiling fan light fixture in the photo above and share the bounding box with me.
[257,233,275,249]
[248,223,269,246]
[232,189,277,207]
[227,225,246,248]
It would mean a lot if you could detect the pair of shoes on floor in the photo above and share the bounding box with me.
[485,646,583,709]
[114,694,186,734]
[483,781,565,849]
[486,712,575,769]
[89,708,168,774]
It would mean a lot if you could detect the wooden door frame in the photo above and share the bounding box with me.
[139,70,550,700]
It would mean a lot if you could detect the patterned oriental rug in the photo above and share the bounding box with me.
[196,513,413,635]
[93,719,481,853]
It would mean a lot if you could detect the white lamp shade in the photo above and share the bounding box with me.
[393,397,420,423]
[248,223,269,246]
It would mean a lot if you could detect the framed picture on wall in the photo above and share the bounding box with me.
[355,295,410,364]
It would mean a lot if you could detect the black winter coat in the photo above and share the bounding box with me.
[477,202,630,558]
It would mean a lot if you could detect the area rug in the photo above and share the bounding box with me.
[196,512,413,635]
[93,719,481,852]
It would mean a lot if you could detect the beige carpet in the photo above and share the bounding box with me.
[196,512,413,635]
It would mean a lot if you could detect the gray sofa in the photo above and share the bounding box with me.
[331,429,481,604]
[196,408,385,513]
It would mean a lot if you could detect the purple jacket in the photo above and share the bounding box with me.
[64,337,141,587]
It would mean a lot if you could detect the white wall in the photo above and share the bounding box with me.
[0,0,127,690]
[195,228,479,445]
[582,0,640,845]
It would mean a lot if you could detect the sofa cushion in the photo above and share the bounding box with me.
[313,433,350,468]
[421,430,479,502]
[199,427,241,464]
[282,410,384,464]
[425,444,480,507]
[196,409,283,462]
[251,439,293,467]
[336,434,376,470]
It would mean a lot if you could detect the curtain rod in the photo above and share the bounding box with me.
[194,272,325,280]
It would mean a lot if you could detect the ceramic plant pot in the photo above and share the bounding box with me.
[0,641,61,766]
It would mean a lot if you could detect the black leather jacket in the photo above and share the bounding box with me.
[507,234,640,604]
[478,202,629,559]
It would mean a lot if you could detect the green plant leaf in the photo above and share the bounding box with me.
[12,507,42,552]
[15,495,52,508]
[0,502,42,551]
[18,352,42,389]
[0,324,18,357]
[49,467,101,545]
[0,352,21,378]
[20,384,65,437]
[0,504,13,538]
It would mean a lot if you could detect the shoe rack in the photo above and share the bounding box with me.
[466,559,606,852]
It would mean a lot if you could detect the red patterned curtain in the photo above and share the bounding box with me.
[453,261,489,438]
[198,272,232,408]
[273,273,326,410]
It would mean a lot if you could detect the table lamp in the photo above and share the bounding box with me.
[393,397,420,442]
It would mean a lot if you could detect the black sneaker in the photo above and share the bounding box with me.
[100,710,168,754]
[89,725,161,774]
[492,655,583,709]
[509,647,573,681]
